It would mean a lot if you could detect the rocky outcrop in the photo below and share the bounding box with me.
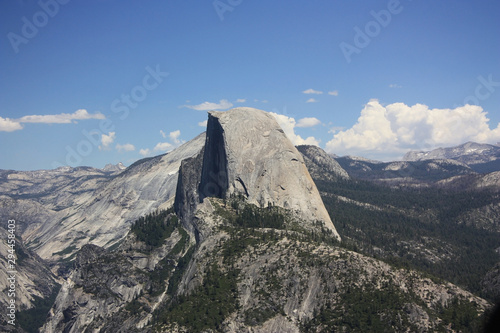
[174,148,204,240]
[197,108,340,240]
[0,227,59,332]
[43,197,491,332]
[297,145,349,181]
[0,133,205,264]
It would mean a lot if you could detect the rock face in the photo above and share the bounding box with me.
[0,133,206,264]
[197,107,340,240]
[42,197,491,333]
[297,145,349,181]
[0,227,59,332]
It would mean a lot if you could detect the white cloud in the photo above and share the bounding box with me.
[99,132,116,151]
[306,98,318,103]
[116,143,135,152]
[198,120,208,127]
[235,98,246,103]
[1,109,105,132]
[139,148,151,157]
[328,90,339,96]
[182,99,233,111]
[328,126,344,134]
[303,89,323,95]
[297,117,321,128]
[325,100,500,160]
[154,142,173,152]
[270,112,320,146]
[261,100,269,103]
[141,130,183,157]
[169,130,181,144]
[389,84,402,88]
[18,109,105,124]
[0,117,23,132]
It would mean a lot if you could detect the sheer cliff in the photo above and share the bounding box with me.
[196,108,340,240]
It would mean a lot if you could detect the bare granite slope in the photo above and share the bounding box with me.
[198,107,340,240]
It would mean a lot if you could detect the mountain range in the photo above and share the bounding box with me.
[404,142,500,174]
[1,108,499,332]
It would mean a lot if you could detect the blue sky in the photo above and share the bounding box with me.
[1,0,499,170]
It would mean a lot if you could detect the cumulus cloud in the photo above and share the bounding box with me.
[116,143,135,152]
[0,109,105,132]
[198,120,208,127]
[328,90,339,96]
[296,117,321,128]
[169,130,181,144]
[0,117,23,132]
[235,98,246,103]
[182,99,233,111]
[270,112,320,146]
[141,129,184,157]
[306,98,318,103]
[389,84,402,88]
[139,148,151,157]
[18,109,105,123]
[303,89,323,95]
[326,100,500,160]
[154,142,173,152]
[99,132,116,151]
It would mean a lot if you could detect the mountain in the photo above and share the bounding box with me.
[404,142,500,173]
[0,133,205,270]
[194,108,340,240]
[336,156,476,186]
[102,162,127,173]
[296,145,350,181]
[42,209,490,332]
[0,226,60,332]
[1,108,499,332]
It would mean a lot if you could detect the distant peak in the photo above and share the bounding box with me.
[102,162,127,172]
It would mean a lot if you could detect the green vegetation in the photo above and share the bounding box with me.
[130,207,179,248]
[52,245,77,257]
[156,265,239,332]
[17,284,61,333]
[302,285,418,332]
[316,177,500,299]
[125,296,143,316]
[213,196,287,230]
[436,298,483,332]
[167,245,195,296]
